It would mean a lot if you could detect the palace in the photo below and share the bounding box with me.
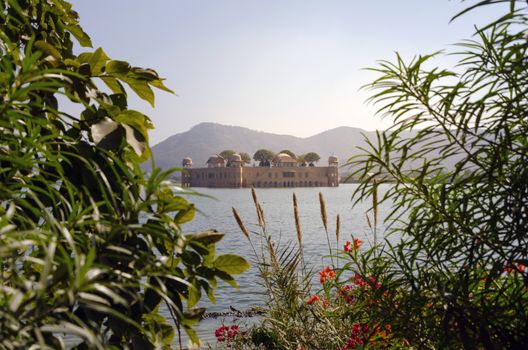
[181,153,339,188]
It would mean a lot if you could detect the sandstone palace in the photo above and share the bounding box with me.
[181,153,339,188]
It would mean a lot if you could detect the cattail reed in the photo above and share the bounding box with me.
[319,192,328,232]
[232,207,250,240]
[267,237,278,266]
[251,187,265,227]
[292,193,302,247]
[319,192,334,265]
[335,214,340,243]
[257,202,266,228]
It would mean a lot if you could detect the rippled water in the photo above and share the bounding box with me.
[172,184,395,347]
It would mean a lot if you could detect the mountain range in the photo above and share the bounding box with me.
[148,122,376,171]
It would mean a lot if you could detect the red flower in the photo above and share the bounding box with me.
[344,241,353,252]
[518,263,526,273]
[319,266,336,283]
[306,294,320,305]
[214,324,240,342]
[353,237,363,249]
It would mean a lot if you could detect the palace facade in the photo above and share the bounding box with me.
[181,153,339,188]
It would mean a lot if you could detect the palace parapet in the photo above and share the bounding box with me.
[181,153,339,188]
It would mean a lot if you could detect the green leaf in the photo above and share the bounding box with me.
[100,77,125,94]
[34,41,62,59]
[89,48,109,74]
[214,254,250,275]
[106,60,131,74]
[150,79,174,94]
[123,77,155,107]
[186,230,225,245]
[175,204,195,224]
[66,24,93,47]
[187,279,201,308]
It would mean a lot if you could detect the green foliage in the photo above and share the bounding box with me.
[219,150,236,159]
[228,191,401,350]
[239,152,252,164]
[347,0,528,348]
[0,0,249,348]
[303,152,320,165]
[253,149,276,165]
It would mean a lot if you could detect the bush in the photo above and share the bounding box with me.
[0,1,248,348]
[225,1,528,349]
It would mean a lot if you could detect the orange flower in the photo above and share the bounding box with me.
[322,299,330,308]
[354,237,363,249]
[504,263,526,274]
[306,295,320,305]
[319,266,336,283]
[518,263,526,273]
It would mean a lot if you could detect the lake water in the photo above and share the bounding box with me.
[173,184,395,347]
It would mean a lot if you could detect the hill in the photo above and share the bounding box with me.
[147,123,375,171]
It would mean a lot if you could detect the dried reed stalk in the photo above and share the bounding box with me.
[232,207,250,240]
[319,192,328,232]
[251,187,265,227]
[292,193,302,247]
[257,203,266,228]
[267,237,278,266]
[335,214,340,243]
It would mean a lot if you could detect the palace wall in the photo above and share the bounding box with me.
[182,166,339,188]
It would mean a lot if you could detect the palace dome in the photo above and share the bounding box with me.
[207,155,225,164]
[182,157,192,165]
[328,155,339,163]
[275,153,296,162]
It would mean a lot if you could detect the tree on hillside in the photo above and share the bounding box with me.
[239,152,251,165]
[304,152,320,166]
[279,149,296,159]
[0,0,248,348]
[253,149,275,166]
[220,149,236,159]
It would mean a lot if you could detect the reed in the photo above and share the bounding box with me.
[232,207,250,240]
[251,187,265,228]
[292,193,303,247]
[318,192,334,265]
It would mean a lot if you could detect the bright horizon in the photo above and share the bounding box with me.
[69,0,500,145]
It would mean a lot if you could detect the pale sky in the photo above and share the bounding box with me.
[69,0,500,145]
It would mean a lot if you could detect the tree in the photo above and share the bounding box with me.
[219,149,236,159]
[239,152,251,165]
[253,149,276,166]
[304,152,320,165]
[279,149,296,159]
[348,1,528,347]
[0,0,249,348]
[297,154,307,166]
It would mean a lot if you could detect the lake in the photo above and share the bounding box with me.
[173,184,395,347]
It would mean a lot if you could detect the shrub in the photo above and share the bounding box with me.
[0,0,249,348]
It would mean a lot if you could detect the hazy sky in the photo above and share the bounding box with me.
[69,0,500,145]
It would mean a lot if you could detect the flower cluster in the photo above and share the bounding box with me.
[339,285,355,304]
[353,273,381,289]
[344,237,363,252]
[306,294,320,305]
[340,323,368,349]
[503,263,526,274]
[215,325,239,343]
[320,266,336,284]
